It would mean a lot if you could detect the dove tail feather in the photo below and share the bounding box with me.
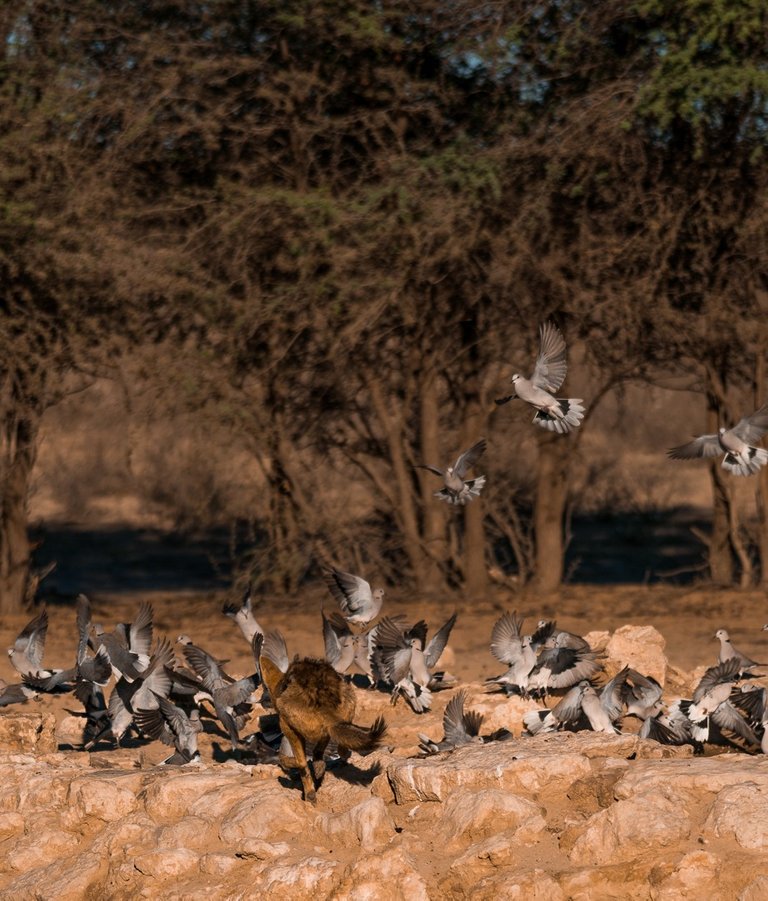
[533,399,585,433]
[722,446,768,476]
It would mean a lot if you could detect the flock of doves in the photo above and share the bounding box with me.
[2,320,768,768]
[3,582,768,764]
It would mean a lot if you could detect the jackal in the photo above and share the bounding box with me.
[260,655,387,801]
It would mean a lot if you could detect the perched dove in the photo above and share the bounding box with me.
[323,567,385,627]
[714,628,763,670]
[667,402,768,476]
[416,438,487,505]
[497,322,585,433]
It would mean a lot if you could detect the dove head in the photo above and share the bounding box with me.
[176,634,193,645]
[715,629,729,641]
[6,648,12,659]
[763,624,768,632]
[373,588,385,602]
[511,374,521,384]
[718,427,726,435]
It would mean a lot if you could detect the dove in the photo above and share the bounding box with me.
[323,567,384,627]
[714,629,763,670]
[181,634,261,752]
[416,438,487,505]
[523,683,586,734]
[417,690,484,755]
[372,613,457,713]
[732,686,768,754]
[667,402,768,475]
[0,679,39,708]
[486,612,553,696]
[222,582,263,645]
[135,692,203,765]
[322,611,375,686]
[85,637,175,748]
[496,321,585,433]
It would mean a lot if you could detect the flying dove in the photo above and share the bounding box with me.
[135,691,203,765]
[372,613,457,713]
[417,690,484,755]
[667,402,768,476]
[322,611,375,686]
[497,322,585,433]
[416,438,487,505]
[222,582,264,645]
[323,567,385,627]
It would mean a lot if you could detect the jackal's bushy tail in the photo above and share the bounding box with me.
[330,715,387,754]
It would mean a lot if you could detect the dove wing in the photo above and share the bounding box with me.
[490,611,524,664]
[452,439,487,479]
[532,321,568,392]
[667,435,721,460]
[730,403,768,443]
[425,612,457,670]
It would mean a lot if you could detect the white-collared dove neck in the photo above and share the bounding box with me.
[323,567,384,627]
[497,322,585,433]
[416,438,487,505]
[668,402,768,476]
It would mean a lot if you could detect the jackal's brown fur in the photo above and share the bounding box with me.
[260,655,387,801]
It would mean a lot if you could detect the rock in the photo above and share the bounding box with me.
[615,757,768,800]
[234,840,293,860]
[0,712,57,753]
[141,771,253,821]
[651,850,723,900]
[469,868,565,900]
[56,715,87,747]
[199,853,243,876]
[315,797,395,850]
[0,851,106,901]
[4,828,80,874]
[333,847,431,900]
[259,857,339,899]
[704,782,768,850]
[218,786,310,846]
[584,630,610,653]
[387,732,684,805]
[387,735,593,803]
[437,788,546,848]
[133,848,200,879]
[569,790,691,866]
[0,811,24,841]
[157,815,218,852]
[69,775,139,822]
[740,875,768,901]
[560,866,654,899]
[605,624,667,684]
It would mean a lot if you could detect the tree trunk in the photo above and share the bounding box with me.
[533,430,569,592]
[755,351,768,586]
[706,390,734,585]
[418,370,449,592]
[0,417,38,614]
[460,374,488,600]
